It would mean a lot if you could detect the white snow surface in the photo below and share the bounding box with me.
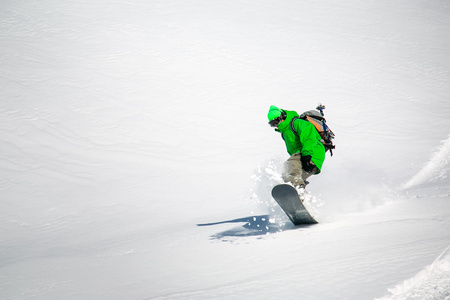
[1,0,450,299]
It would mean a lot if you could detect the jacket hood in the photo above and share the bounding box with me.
[275,110,299,132]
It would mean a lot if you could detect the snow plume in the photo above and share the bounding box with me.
[376,246,450,300]
[250,157,285,224]
[249,158,324,223]
[402,135,450,190]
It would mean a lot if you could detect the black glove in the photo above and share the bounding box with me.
[301,155,314,173]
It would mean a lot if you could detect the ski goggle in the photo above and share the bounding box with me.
[268,117,282,127]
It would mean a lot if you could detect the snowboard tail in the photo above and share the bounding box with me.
[271,184,318,225]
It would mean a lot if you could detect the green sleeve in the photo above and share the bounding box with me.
[292,118,326,171]
[294,119,317,156]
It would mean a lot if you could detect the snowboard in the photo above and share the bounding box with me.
[271,184,318,225]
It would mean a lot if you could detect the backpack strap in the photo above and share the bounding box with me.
[290,117,300,136]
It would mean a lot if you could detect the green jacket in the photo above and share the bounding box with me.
[276,110,326,172]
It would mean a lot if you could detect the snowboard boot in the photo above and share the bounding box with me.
[292,177,306,189]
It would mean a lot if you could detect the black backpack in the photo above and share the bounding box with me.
[290,104,336,156]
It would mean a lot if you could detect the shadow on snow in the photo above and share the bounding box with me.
[197,214,311,239]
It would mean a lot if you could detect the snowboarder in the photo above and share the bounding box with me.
[268,105,326,189]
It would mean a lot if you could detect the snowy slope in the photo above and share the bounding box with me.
[1,0,450,299]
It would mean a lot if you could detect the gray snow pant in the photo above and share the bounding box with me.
[281,153,319,188]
